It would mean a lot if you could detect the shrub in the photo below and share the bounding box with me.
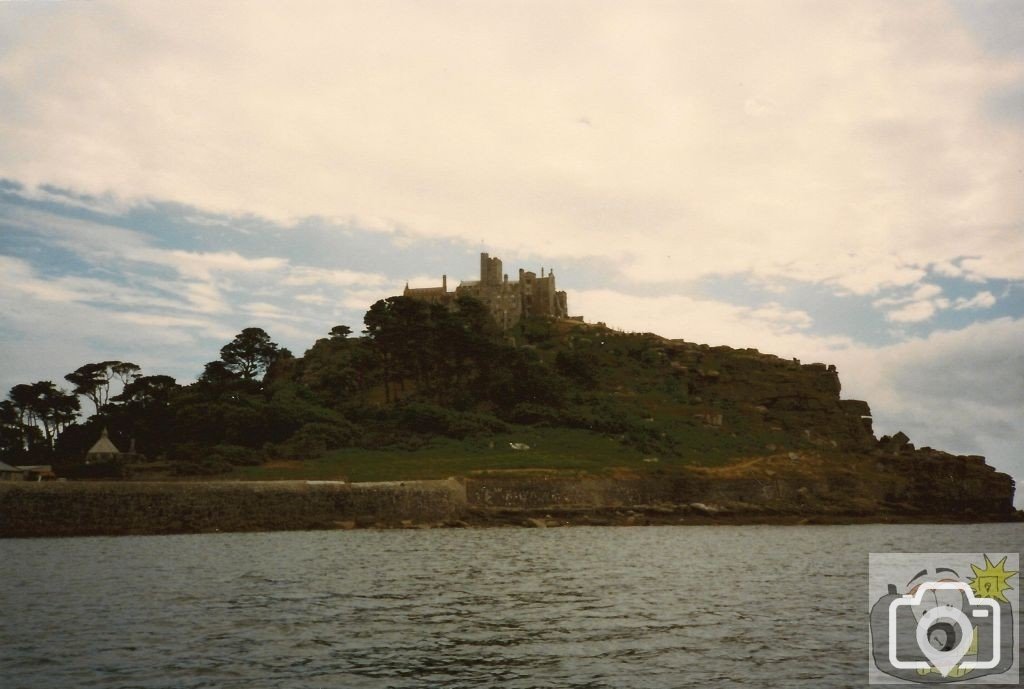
[207,444,263,466]
[559,404,633,433]
[172,458,233,475]
[275,420,360,459]
[393,402,508,439]
[505,403,561,425]
[555,350,599,388]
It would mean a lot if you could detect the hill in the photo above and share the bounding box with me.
[1,296,1015,519]
[259,311,1014,517]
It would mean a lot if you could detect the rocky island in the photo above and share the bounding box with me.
[0,254,1016,537]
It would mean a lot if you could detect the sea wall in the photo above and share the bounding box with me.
[0,480,466,537]
[0,460,1015,537]
[463,475,827,510]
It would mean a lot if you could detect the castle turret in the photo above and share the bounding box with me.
[480,252,503,285]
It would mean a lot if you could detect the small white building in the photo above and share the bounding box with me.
[85,428,123,464]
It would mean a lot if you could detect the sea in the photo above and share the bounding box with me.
[1,524,1021,688]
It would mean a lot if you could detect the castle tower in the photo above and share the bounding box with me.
[479,252,502,285]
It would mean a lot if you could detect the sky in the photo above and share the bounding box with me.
[1,1,1021,504]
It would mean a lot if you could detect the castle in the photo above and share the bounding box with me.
[403,253,568,330]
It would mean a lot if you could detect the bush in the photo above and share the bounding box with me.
[172,458,233,475]
[169,442,260,467]
[208,444,263,466]
[505,403,561,425]
[521,318,556,345]
[555,350,599,388]
[392,402,508,439]
[273,420,360,459]
[559,404,633,433]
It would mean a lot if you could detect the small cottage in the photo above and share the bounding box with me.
[85,428,124,464]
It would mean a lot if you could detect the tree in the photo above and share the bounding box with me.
[42,389,80,443]
[362,295,504,404]
[219,328,280,380]
[111,362,141,387]
[298,336,376,407]
[0,399,30,458]
[198,361,237,388]
[364,297,432,402]
[6,381,80,450]
[111,375,178,408]
[329,325,352,340]
[64,364,107,414]
[106,375,180,457]
[65,361,140,415]
[8,384,39,429]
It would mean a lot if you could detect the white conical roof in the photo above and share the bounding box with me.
[87,427,122,455]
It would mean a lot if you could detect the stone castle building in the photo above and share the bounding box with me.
[403,253,568,330]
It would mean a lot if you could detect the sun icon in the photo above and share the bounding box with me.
[968,554,1018,603]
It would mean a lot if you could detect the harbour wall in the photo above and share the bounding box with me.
[0,468,1015,537]
[0,480,466,537]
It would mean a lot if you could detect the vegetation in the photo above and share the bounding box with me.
[1,295,852,479]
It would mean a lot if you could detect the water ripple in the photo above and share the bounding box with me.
[1,524,1021,688]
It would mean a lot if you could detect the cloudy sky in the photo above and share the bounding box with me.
[1,1,1021,502]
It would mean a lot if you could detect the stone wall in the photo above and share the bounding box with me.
[464,475,830,512]
[0,456,1015,537]
[0,479,466,538]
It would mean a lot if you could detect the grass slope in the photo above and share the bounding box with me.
[231,319,859,482]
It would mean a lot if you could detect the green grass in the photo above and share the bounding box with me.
[230,426,668,482]
[227,325,825,483]
[226,406,810,482]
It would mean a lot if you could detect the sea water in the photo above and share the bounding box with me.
[1,524,1021,688]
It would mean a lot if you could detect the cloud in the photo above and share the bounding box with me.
[886,300,939,323]
[109,312,226,332]
[0,1,1020,294]
[954,290,997,309]
[280,266,388,288]
[340,288,400,312]
[294,293,331,305]
[572,289,850,356]
[2,184,136,216]
[0,205,409,394]
[872,282,957,323]
[160,250,287,279]
[0,256,228,399]
[1,203,399,317]
[0,254,181,310]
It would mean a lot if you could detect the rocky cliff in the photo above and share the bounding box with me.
[660,340,875,450]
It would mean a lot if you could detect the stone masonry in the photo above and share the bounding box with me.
[403,252,568,330]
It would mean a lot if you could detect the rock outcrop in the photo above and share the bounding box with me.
[664,341,877,450]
